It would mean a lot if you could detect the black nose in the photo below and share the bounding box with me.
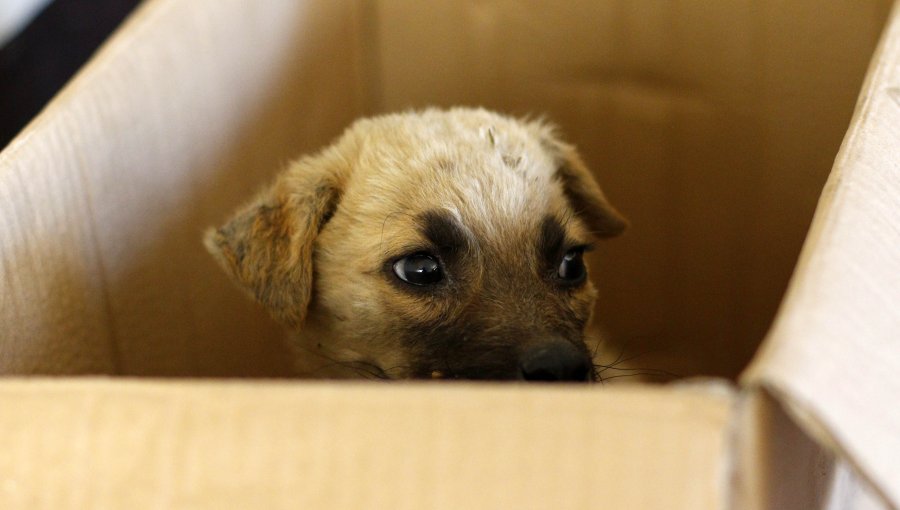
[519,341,592,382]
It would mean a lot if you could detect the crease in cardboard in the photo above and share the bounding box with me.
[69,114,124,375]
[887,86,900,107]
[758,384,896,510]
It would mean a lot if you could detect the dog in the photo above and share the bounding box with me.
[205,108,626,381]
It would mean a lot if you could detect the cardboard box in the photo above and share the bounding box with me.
[0,0,897,508]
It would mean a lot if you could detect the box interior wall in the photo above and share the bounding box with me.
[0,3,891,373]
[3,0,885,379]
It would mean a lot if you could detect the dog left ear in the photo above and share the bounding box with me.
[204,156,344,328]
[542,134,628,238]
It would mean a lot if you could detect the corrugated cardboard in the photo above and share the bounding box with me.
[0,380,733,509]
[0,0,897,508]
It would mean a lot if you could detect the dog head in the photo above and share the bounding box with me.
[206,108,626,381]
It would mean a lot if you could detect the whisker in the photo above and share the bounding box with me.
[379,364,415,378]
[292,345,390,380]
[589,335,683,383]
[593,364,682,379]
[600,372,677,382]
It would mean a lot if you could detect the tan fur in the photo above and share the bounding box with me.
[206,108,626,379]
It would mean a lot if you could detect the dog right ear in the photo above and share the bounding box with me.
[204,155,345,328]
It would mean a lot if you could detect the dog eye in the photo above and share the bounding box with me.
[557,248,587,284]
[393,253,443,286]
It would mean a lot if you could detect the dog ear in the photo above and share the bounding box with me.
[538,128,627,238]
[205,156,344,328]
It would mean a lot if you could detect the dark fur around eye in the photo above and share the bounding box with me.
[379,209,471,292]
[538,216,592,287]
[418,210,469,255]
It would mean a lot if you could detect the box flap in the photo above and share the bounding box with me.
[743,1,900,507]
[0,379,734,509]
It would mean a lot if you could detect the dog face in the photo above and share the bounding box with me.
[206,108,625,381]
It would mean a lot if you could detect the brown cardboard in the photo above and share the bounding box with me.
[0,379,733,510]
[0,0,898,507]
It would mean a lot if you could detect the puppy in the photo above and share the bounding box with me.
[205,108,626,381]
